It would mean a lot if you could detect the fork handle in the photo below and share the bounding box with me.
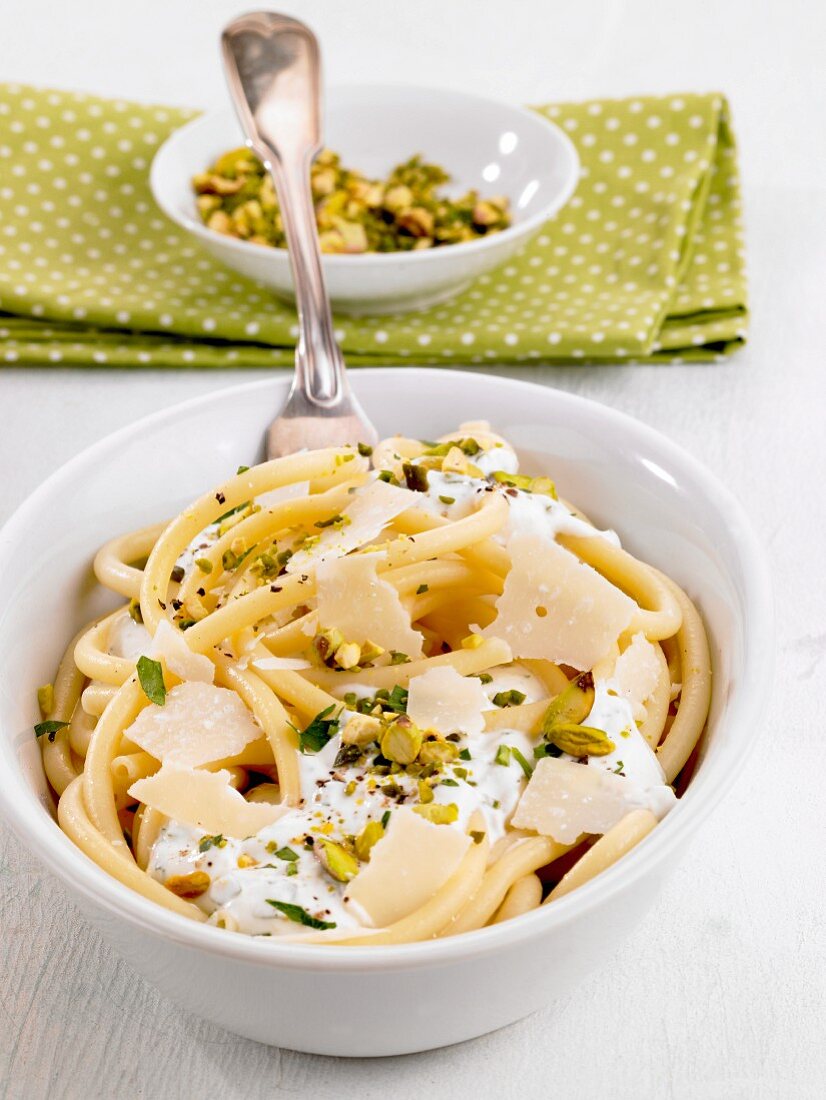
[263,146,345,407]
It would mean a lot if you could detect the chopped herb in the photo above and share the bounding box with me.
[215,499,251,524]
[402,462,429,492]
[509,745,534,779]
[273,846,299,862]
[222,544,256,571]
[383,685,409,714]
[459,748,472,761]
[343,691,358,708]
[195,557,213,574]
[380,810,391,828]
[286,863,298,876]
[136,656,166,706]
[295,705,339,754]
[438,495,455,505]
[236,464,250,474]
[199,834,226,852]
[492,689,527,708]
[613,760,625,774]
[494,744,511,767]
[389,651,410,665]
[127,598,143,624]
[170,565,185,584]
[34,719,68,742]
[177,618,197,631]
[415,583,429,595]
[357,442,373,457]
[441,778,459,787]
[334,742,363,768]
[265,900,336,930]
[314,513,349,529]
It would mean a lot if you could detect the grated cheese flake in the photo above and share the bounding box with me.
[344,807,471,927]
[407,665,489,735]
[124,681,261,767]
[316,554,424,658]
[129,764,285,837]
[483,534,636,669]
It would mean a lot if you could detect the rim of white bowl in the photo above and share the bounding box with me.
[0,369,773,972]
[149,83,581,268]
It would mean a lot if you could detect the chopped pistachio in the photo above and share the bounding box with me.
[413,802,459,825]
[546,722,616,757]
[380,714,423,765]
[417,778,435,803]
[36,684,54,717]
[194,150,510,255]
[316,839,359,882]
[492,688,527,708]
[354,820,385,861]
[418,735,459,766]
[195,556,213,574]
[359,639,386,666]
[341,712,383,746]
[127,598,143,624]
[541,672,596,736]
[164,871,211,898]
[334,641,362,670]
[402,462,429,492]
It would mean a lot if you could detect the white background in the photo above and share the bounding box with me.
[0,1,824,1097]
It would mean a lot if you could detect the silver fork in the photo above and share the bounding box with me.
[222,12,378,459]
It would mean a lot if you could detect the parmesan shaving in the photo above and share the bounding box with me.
[512,756,675,844]
[129,764,285,837]
[484,534,636,669]
[344,807,471,927]
[612,633,662,720]
[316,554,424,658]
[149,619,214,684]
[407,665,489,735]
[286,479,416,573]
[124,681,261,767]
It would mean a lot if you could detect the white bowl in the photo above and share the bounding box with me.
[150,85,580,314]
[0,370,772,1056]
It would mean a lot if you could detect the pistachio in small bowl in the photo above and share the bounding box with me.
[192,148,511,254]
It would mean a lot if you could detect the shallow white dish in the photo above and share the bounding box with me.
[150,85,580,314]
[0,369,772,1056]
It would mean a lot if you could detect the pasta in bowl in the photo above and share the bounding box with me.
[39,420,710,945]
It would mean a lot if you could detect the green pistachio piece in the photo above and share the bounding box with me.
[547,722,615,757]
[413,802,459,825]
[316,839,359,882]
[541,672,595,736]
[380,715,423,765]
[418,736,460,766]
[354,821,385,861]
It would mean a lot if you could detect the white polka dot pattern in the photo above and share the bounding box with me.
[0,85,747,367]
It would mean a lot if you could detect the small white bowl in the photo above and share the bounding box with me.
[0,370,772,1056]
[150,85,579,314]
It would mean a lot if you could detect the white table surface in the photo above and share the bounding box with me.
[1,1,824,1096]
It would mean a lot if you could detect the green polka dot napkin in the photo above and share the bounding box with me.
[0,84,746,368]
